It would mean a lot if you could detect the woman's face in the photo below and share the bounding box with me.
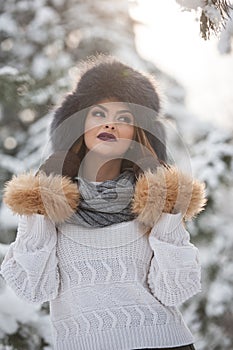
[84,98,135,159]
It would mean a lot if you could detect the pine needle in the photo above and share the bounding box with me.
[200,0,233,40]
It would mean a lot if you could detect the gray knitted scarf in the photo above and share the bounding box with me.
[65,169,137,227]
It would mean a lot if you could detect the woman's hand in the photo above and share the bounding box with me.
[131,165,207,227]
[3,151,80,223]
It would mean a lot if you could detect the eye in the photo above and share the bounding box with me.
[117,114,134,124]
[91,109,106,118]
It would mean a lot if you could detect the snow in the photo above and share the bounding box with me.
[0,206,18,230]
[0,154,25,174]
[134,0,233,129]
[0,285,40,334]
[27,7,59,44]
[0,67,18,76]
[54,52,72,69]
[31,55,51,79]
[176,0,233,55]
[0,283,52,346]
[175,0,205,11]
[0,244,9,257]
[218,10,233,54]
[206,281,233,316]
[204,4,222,27]
[0,14,17,35]
[30,6,59,26]
[50,0,65,6]
[0,345,14,350]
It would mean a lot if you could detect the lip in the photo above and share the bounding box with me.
[97,132,117,142]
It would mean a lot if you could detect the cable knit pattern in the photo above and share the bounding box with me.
[0,213,200,350]
[1,214,59,303]
[148,212,201,306]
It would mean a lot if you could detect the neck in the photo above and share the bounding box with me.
[79,152,123,182]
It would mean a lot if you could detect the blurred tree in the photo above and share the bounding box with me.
[168,102,233,350]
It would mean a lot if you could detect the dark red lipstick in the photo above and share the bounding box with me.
[97,132,117,141]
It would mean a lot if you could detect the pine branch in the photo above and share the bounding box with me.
[200,0,233,40]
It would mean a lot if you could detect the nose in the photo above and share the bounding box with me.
[104,123,115,130]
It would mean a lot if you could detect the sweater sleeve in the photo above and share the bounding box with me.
[147,212,201,306]
[0,214,59,303]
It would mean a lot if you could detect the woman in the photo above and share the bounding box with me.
[1,55,207,350]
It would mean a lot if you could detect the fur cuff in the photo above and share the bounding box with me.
[3,171,80,223]
[131,165,207,227]
[3,166,207,227]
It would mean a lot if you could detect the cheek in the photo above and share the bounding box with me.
[116,126,135,154]
[84,117,99,137]
[84,129,95,148]
[84,117,93,133]
[120,126,135,141]
[84,120,95,148]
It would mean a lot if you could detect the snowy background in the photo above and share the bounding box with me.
[0,0,233,349]
[133,0,233,130]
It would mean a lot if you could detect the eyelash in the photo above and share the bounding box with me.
[91,110,133,124]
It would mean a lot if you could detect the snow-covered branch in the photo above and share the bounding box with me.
[176,0,233,53]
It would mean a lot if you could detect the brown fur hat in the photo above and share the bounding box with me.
[49,54,167,163]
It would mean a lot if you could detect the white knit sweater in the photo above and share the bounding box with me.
[1,212,201,350]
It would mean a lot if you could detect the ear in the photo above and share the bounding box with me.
[131,165,207,227]
[3,171,80,223]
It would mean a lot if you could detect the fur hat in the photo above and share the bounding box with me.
[50,55,167,162]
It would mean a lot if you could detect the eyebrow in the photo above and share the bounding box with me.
[94,104,134,117]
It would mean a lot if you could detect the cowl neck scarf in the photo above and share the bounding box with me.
[65,169,137,227]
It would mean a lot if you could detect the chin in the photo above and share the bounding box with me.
[91,149,125,158]
[87,142,127,156]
